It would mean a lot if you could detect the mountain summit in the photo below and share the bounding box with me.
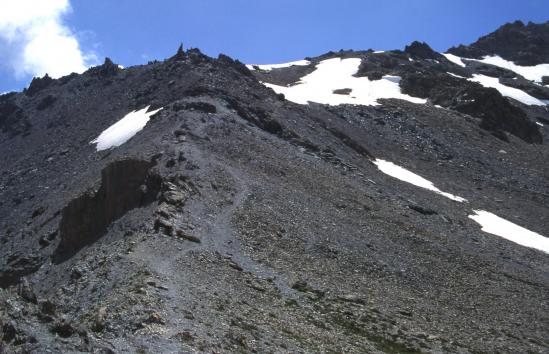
[1,21,549,353]
[448,20,549,65]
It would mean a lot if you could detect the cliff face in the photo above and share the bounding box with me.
[1,22,549,353]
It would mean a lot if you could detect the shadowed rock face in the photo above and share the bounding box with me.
[86,57,122,79]
[404,41,443,60]
[0,254,43,288]
[0,96,30,137]
[448,20,549,65]
[25,75,55,96]
[53,159,161,263]
[400,72,543,143]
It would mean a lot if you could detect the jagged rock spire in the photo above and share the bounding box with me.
[404,41,442,60]
[103,57,115,67]
[170,43,186,61]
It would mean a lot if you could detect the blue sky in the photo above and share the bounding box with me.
[1,0,548,93]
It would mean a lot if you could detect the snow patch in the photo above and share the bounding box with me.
[446,72,467,79]
[263,58,426,106]
[536,122,544,127]
[472,56,549,83]
[373,159,467,202]
[442,53,466,67]
[91,106,163,151]
[469,210,549,254]
[469,74,547,106]
[246,60,310,71]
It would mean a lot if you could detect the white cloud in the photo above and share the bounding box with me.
[0,0,97,79]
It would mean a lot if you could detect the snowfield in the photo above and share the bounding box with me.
[469,210,549,254]
[246,60,310,71]
[263,58,426,106]
[443,53,549,104]
[472,55,549,83]
[444,53,549,83]
[373,159,467,202]
[91,106,163,151]
[469,74,548,106]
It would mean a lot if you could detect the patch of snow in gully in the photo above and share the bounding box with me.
[442,53,466,67]
[446,72,467,79]
[469,74,547,106]
[264,58,426,106]
[469,210,549,254]
[373,159,467,202]
[536,122,544,127]
[246,60,310,71]
[472,55,549,83]
[91,106,163,151]
[442,53,549,83]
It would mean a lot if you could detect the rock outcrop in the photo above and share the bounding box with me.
[53,159,161,263]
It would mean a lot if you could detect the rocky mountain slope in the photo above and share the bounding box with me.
[1,21,548,353]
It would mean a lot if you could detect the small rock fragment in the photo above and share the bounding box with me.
[176,330,193,342]
[40,300,56,316]
[408,204,437,215]
[92,307,108,332]
[51,320,75,338]
[337,294,367,305]
[175,229,201,243]
[17,278,37,304]
[228,260,243,271]
[154,218,174,235]
[291,280,309,292]
[145,312,165,325]
[162,190,186,205]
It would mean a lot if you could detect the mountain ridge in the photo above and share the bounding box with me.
[448,20,549,66]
